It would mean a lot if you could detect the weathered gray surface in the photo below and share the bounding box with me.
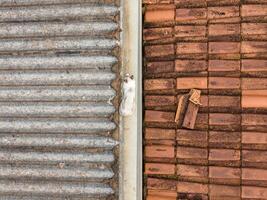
[0,0,119,199]
[0,86,115,101]
[0,55,117,69]
[0,0,114,6]
[0,4,118,21]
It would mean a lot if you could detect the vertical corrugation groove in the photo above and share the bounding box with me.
[0,0,120,199]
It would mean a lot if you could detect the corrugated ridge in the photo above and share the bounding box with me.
[0,55,118,70]
[0,70,116,86]
[0,102,115,117]
[0,165,114,180]
[0,4,118,22]
[0,150,115,164]
[0,134,118,148]
[0,180,114,197]
[0,38,118,53]
[0,22,118,39]
[0,86,116,102]
[0,0,116,7]
[0,196,104,200]
[0,118,116,133]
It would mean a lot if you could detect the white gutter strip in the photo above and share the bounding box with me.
[120,0,142,199]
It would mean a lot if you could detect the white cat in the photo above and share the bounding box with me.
[120,74,136,116]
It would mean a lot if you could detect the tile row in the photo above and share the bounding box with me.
[144,4,267,25]
[147,178,267,200]
[143,0,249,6]
[146,164,267,186]
[144,78,267,90]
[145,42,267,58]
[145,146,267,168]
[145,112,267,130]
[144,26,267,43]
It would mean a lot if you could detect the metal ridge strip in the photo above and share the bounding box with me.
[0,0,117,7]
[0,118,116,133]
[0,102,115,117]
[0,55,118,70]
[0,180,114,197]
[0,86,116,102]
[0,165,114,180]
[0,71,116,86]
[0,150,115,163]
[0,134,118,148]
[0,4,118,22]
[0,22,118,38]
[0,38,118,53]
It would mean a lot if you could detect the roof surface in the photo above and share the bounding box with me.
[143,0,267,199]
[0,0,120,199]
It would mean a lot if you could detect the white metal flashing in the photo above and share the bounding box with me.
[120,0,142,199]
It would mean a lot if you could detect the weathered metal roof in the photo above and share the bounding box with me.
[0,0,114,7]
[0,0,119,199]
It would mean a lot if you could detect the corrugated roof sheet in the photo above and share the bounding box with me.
[0,0,119,199]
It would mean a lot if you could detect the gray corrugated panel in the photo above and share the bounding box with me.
[0,151,115,164]
[0,55,117,70]
[0,70,116,86]
[0,118,116,133]
[0,197,104,200]
[0,86,116,102]
[0,181,114,197]
[0,165,114,180]
[0,4,118,22]
[0,0,115,6]
[0,22,118,38]
[0,134,118,148]
[0,38,117,52]
[0,0,120,198]
[0,102,115,117]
